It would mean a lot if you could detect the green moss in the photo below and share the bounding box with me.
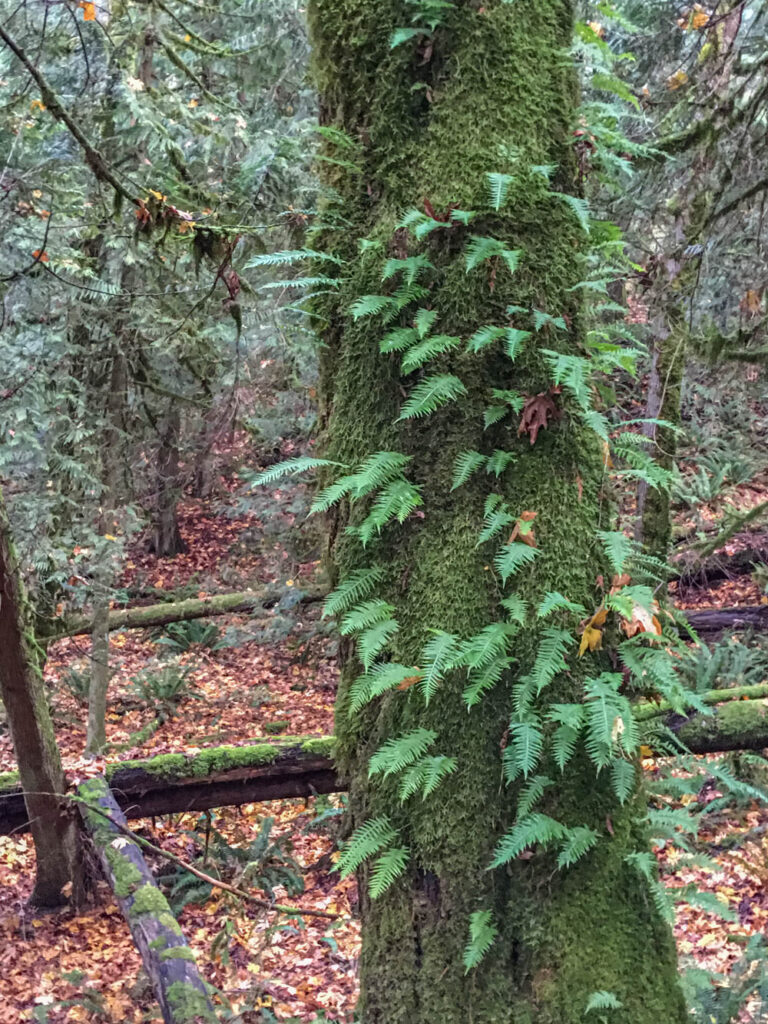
[0,770,19,792]
[159,945,196,962]
[130,883,172,917]
[264,720,291,734]
[158,911,184,937]
[103,845,143,898]
[301,736,336,757]
[166,981,216,1022]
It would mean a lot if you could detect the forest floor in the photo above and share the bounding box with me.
[2,462,768,1021]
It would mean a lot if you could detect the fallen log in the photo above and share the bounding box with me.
[0,736,339,835]
[683,605,768,634]
[57,584,325,639]
[5,699,768,836]
[77,776,216,1024]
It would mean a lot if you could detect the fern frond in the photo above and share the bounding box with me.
[340,599,395,636]
[532,309,567,333]
[380,326,418,353]
[323,567,385,618]
[248,457,344,488]
[485,172,515,211]
[485,450,516,478]
[521,627,574,695]
[358,619,400,671]
[369,847,409,898]
[585,991,623,1014]
[483,405,508,429]
[382,253,434,285]
[421,630,462,703]
[494,542,539,585]
[398,755,457,801]
[490,813,566,867]
[516,775,554,817]
[597,529,633,575]
[463,910,498,973]
[460,622,516,670]
[537,592,586,618]
[348,663,422,714]
[350,294,395,320]
[245,248,343,269]
[369,728,437,779]
[503,328,531,360]
[401,334,462,374]
[350,451,413,498]
[500,595,528,624]
[414,308,439,337]
[551,191,590,234]
[610,758,636,804]
[547,703,585,771]
[465,236,522,275]
[557,826,599,869]
[397,374,467,420]
[477,494,515,545]
[506,719,544,780]
[467,325,507,353]
[354,479,424,545]
[463,655,513,708]
[338,817,397,876]
[543,350,592,410]
[451,450,487,490]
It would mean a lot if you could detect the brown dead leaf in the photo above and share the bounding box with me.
[518,387,562,445]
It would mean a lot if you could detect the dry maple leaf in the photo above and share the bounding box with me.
[517,387,562,445]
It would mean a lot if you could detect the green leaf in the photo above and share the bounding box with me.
[369,847,410,898]
[551,191,590,234]
[485,450,516,477]
[397,374,467,420]
[351,294,395,320]
[597,530,633,575]
[398,755,457,801]
[323,567,385,618]
[463,910,498,973]
[358,619,400,671]
[557,826,599,868]
[467,325,507,353]
[585,991,623,1014]
[506,719,543,779]
[537,592,586,618]
[244,248,343,269]
[516,775,554,817]
[414,308,439,338]
[463,654,513,708]
[420,630,462,703]
[610,758,636,804]
[340,599,395,635]
[338,817,396,876]
[490,813,566,867]
[401,334,462,374]
[348,663,422,714]
[390,26,427,48]
[503,328,531,359]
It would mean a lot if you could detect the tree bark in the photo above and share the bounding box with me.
[309,3,686,1022]
[77,776,216,1023]
[0,487,80,905]
[86,597,110,755]
[684,604,768,634]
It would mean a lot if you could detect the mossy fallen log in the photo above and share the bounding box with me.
[77,776,217,1024]
[58,584,325,638]
[3,701,768,837]
[0,737,339,834]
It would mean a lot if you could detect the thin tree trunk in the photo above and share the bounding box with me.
[0,487,80,906]
[309,2,686,1022]
[86,597,110,755]
[152,404,186,557]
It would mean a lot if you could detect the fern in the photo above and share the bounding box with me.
[551,192,590,234]
[625,852,674,923]
[477,494,515,545]
[451,450,487,490]
[485,172,515,211]
[485,450,517,477]
[340,599,395,636]
[503,328,531,360]
[414,308,439,337]
[348,663,422,714]
[420,630,462,703]
[543,351,592,410]
[521,627,574,695]
[463,910,498,973]
[358,619,400,671]
[484,405,508,429]
[382,253,434,285]
[494,541,539,584]
[245,248,343,268]
[504,719,544,781]
[500,595,528,624]
[532,309,567,333]
[516,775,553,817]
[248,456,344,488]
[548,703,585,771]
[490,813,566,867]
[557,826,599,869]
[597,529,633,575]
[398,754,457,801]
[323,567,385,618]
[537,592,586,618]
[463,654,513,708]
[350,294,395,320]
[397,373,467,420]
[401,334,462,373]
[380,326,418,353]
[350,451,414,498]
[610,758,636,804]
[354,479,424,545]
[583,674,636,768]
[460,622,516,670]
[465,236,522,275]
[369,847,410,898]
[491,388,525,412]
[369,728,437,779]
[585,991,623,1014]
[338,817,397,876]
[467,325,507,353]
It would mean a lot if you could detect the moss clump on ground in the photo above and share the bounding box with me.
[166,981,217,1022]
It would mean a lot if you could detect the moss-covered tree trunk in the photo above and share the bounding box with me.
[0,487,80,906]
[309,2,686,1022]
